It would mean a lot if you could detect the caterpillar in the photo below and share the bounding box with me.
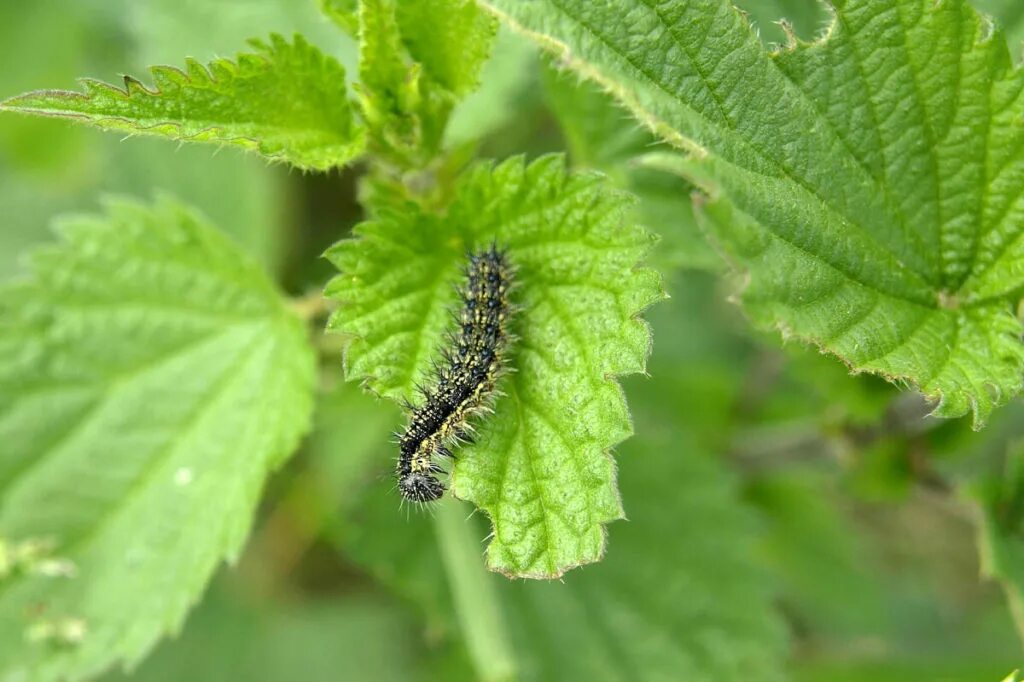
[396,245,514,503]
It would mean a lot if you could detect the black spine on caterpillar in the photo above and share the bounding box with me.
[396,245,514,503]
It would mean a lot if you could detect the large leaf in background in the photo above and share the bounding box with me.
[1,35,364,171]
[325,155,662,578]
[105,587,430,682]
[0,198,315,679]
[484,0,1024,427]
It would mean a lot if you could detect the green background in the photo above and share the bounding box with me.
[3,1,1024,679]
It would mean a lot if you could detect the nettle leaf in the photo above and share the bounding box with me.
[1,34,364,171]
[542,65,720,271]
[484,0,1024,427]
[0,198,315,679]
[356,0,496,160]
[319,0,359,36]
[325,155,663,578]
[394,0,498,98]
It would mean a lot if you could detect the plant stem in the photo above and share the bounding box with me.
[432,498,517,682]
[289,290,329,321]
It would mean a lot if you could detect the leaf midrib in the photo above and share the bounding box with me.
[2,100,356,145]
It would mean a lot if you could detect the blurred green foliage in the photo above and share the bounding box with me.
[3,1,1024,680]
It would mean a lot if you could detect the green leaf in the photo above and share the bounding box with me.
[356,0,496,162]
[357,0,412,126]
[108,586,431,682]
[541,64,719,271]
[395,0,497,98]
[325,155,663,578]
[483,0,1024,427]
[1,34,364,171]
[0,197,315,679]
[319,0,359,37]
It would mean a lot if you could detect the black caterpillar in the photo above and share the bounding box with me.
[396,245,514,503]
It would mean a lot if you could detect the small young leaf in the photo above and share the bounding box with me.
[0,197,315,679]
[356,0,496,162]
[324,155,663,578]
[394,0,498,98]
[484,0,1024,427]
[319,0,359,37]
[1,34,364,171]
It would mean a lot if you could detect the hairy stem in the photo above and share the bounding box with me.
[433,498,517,681]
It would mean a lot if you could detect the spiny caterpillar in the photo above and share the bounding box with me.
[396,245,514,503]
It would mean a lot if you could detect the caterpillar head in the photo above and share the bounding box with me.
[398,472,445,503]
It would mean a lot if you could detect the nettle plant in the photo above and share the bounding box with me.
[3,0,1024,678]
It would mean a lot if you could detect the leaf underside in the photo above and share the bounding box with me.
[0,198,315,680]
[325,155,663,578]
[484,0,1024,427]
[1,34,364,171]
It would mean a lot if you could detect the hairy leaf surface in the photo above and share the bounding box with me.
[485,0,1024,426]
[0,198,315,679]
[325,155,662,577]
[2,35,364,170]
